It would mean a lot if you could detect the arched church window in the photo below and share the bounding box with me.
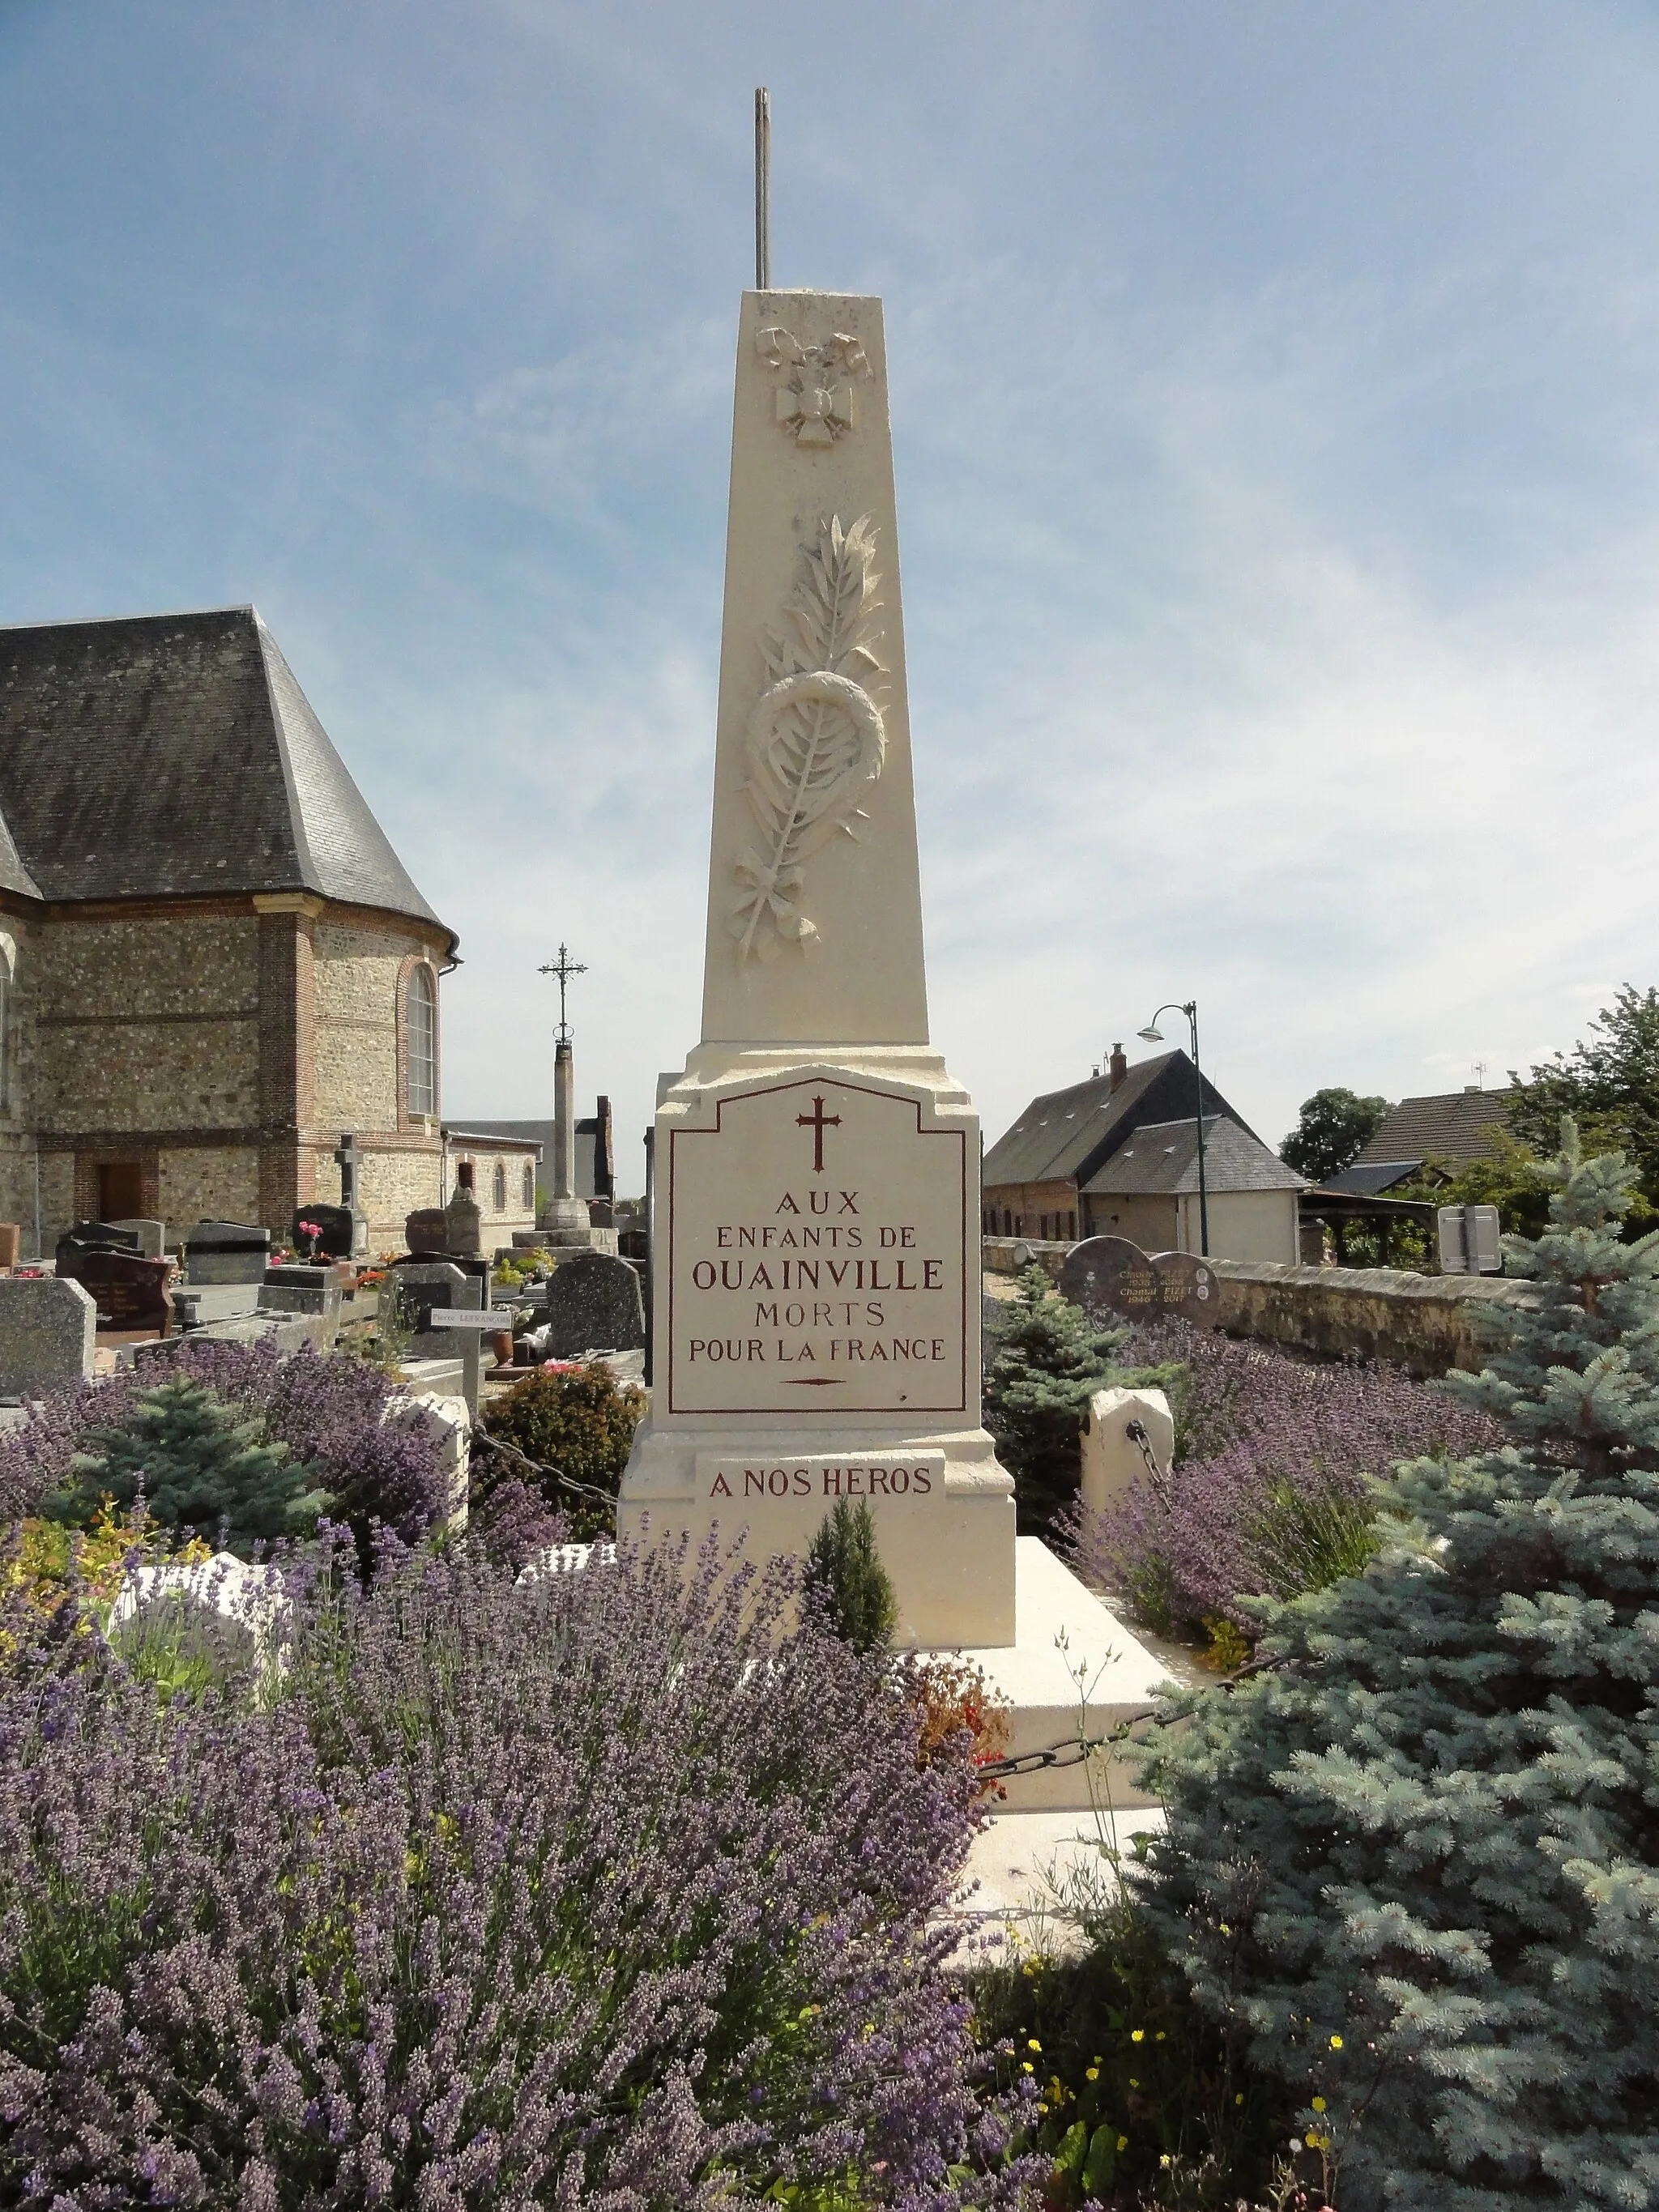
[493,1161,506,1212]
[522,1162,535,1209]
[406,965,437,1115]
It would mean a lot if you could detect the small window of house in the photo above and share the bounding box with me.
[493,1161,506,1211]
[406,965,437,1116]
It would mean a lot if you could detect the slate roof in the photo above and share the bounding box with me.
[1355,1090,1515,1171]
[0,607,452,942]
[1081,1117,1307,1197]
[462,1119,610,1201]
[1320,1159,1423,1196]
[981,1051,1256,1191]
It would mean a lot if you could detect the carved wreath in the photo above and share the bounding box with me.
[731,514,887,961]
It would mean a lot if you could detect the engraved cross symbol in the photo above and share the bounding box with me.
[795,1094,842,1173]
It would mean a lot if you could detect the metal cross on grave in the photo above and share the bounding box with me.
[538,943,587,1042]
[795,1094,841,1173]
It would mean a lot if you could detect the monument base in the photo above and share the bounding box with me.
[535,1196,608,1252]
[620,1039,1017,1647]
[619,1414,1015,1647]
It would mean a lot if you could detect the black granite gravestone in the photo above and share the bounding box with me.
[543,1250,646,1359]
[185,1221,272,1285]
[56,1221,140,1270]
[292,1204,353,1260]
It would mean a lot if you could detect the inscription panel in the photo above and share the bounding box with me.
[696,1450,946,1504]
[667,1076,967,1416]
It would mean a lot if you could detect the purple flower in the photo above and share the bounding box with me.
[0,1532,1025,2206]
[1072,1319,1504,1634]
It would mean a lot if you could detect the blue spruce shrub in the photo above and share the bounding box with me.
[1131,1123,1659,2210]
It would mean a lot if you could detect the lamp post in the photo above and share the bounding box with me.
[1137,1000,1209,1258]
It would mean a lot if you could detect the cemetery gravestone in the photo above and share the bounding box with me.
[66,1250,175,1332]
[444,1183,482,1260]
[1148,1247,1223,1326]
[258,1262,350,1328]
[333,1133,369,1259]
[0,1275,96,1396]
[1058,1235,1223,1330]
[109,1218,165,1260]
[1059,1235,1164,1322]
[543,1249,646,1360]
[0,1224,18,1272]
[186,1221,271,1285]
[404,1207,450,1257]
[392,1261,469,1345]
[57,1221,140,1270]
[292,1204,353,1261]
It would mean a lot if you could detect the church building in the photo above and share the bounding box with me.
[0,607,457,1255]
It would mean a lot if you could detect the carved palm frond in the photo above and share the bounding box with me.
[733,515,889,961]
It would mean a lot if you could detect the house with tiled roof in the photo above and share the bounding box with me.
[980,1044,1299,1258]
[0,607,456,1253]
[1320,1087,1516,1197]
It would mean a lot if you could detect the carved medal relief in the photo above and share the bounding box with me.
[730,513,889,964]
[754,322,872,446]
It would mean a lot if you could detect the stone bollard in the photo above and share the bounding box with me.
[1080,1386,1175,1520]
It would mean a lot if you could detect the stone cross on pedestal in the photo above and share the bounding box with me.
[537,944,597,1248]
[334,1133,369,1258]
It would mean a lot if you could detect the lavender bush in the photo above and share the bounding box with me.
[1077,1319,1503,1639]
[0,1339,450,1557]
[0,1535,1020,2208]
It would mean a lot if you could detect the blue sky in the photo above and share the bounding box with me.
[5,1,1659,1190]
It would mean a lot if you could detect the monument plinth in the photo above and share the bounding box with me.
[618,291,1015,1647]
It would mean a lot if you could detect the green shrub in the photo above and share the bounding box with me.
[478,1360,645,1539]
[983,1268,1126,1532]
[1132,1123,1659,2208]
[970,1892,1287,2210]
[45,1378,331,1557]
[804,1498,898,1653]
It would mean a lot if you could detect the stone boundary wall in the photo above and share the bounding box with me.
[1204,1260,1537,1379]
[982,1237,1537,1379]
[983,1236,1068,1282]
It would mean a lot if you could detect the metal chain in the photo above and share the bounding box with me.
[470,1430,621,1515]
[973,1708,1156,1781]
[1124,1417,1172,1507]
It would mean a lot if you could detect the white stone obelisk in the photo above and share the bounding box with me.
[618,291,1015,1647]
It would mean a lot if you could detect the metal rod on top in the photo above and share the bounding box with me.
[755,87,771,289]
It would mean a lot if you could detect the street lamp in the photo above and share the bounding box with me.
[1137,1000,1209,1258]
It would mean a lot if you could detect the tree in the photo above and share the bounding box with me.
[1132,1123,1659,2208]
[1509,982,1659,1221]
[1278,1086,1392,1184]
[983,1267,1126,1532]
[803,1497,898,1653]
[49,1379,331,1556]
